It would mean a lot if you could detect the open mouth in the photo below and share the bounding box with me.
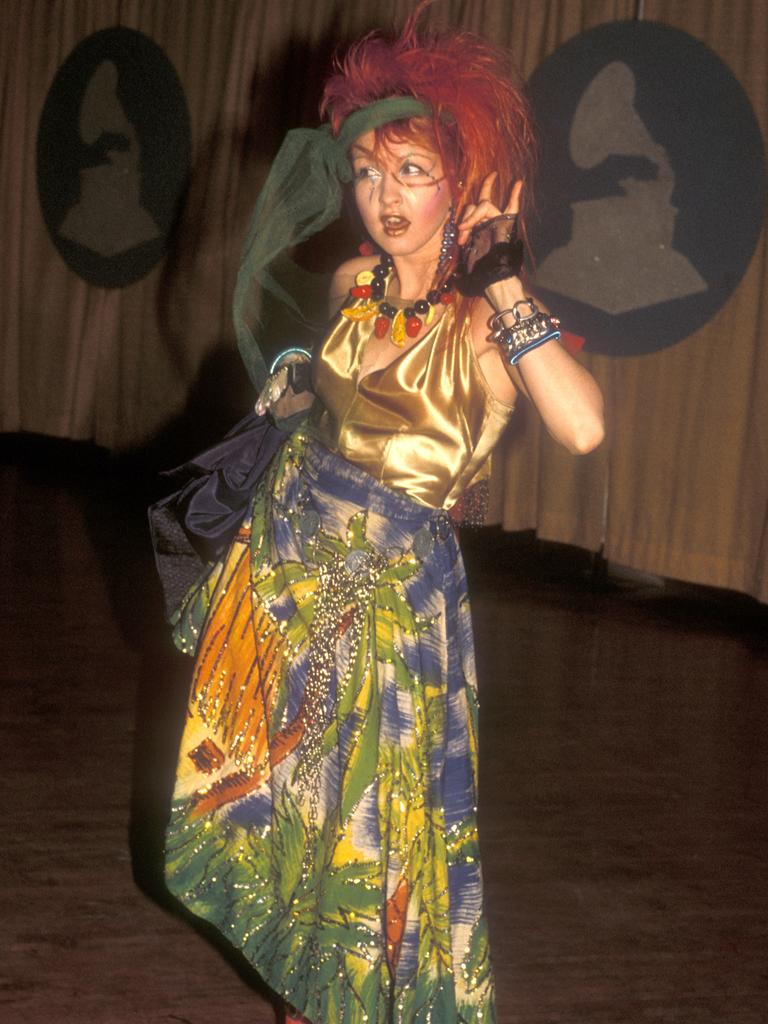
[381,216,410,236]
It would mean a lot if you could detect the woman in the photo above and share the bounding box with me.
[158,7,604,1024]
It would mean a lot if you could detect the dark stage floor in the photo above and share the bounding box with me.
[2,437,767,1024]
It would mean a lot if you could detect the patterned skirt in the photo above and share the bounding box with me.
[165,431,496,1023]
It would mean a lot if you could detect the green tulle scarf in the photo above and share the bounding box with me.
[233,96,431,389]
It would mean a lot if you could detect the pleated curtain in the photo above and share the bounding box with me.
[1,0,766,601]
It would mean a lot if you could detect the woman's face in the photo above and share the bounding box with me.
[350,130,452,262]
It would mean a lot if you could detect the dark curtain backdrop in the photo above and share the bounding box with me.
[1,0,766,602]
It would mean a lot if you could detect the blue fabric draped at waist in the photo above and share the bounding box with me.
[303,438,455,535]
[148,415,456,618]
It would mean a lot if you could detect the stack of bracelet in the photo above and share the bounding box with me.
[456,216,561,365]
[490,298,560,365]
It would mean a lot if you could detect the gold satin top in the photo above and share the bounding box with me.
[308,298,515,509]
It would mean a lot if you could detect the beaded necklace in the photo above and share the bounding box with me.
[341,253,455,346]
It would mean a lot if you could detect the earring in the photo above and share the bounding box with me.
[438,205,458,273]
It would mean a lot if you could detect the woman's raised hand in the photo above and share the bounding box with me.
[454,176,525,297]
[457,174,523,247]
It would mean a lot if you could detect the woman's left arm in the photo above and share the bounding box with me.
[476,280,605,454]
[461,177,605,455]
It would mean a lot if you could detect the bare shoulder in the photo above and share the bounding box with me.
[328,254,378,315]
[468,295,507,363]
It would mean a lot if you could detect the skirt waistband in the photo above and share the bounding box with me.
[303,438,449,527]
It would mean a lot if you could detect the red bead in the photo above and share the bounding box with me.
[405,316,422,337]
[439,291,454,305]
[358,241,375,256]
[374,316,390,338]
[351,284,372,298]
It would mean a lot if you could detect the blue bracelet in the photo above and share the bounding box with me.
[269,347,312,374]
[506,328,561,365]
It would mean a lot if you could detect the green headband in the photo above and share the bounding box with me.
[233,96,432,389]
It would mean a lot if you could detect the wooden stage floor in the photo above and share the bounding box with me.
[2,438,767,1024]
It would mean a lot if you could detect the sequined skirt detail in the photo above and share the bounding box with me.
[165,432,496,1024]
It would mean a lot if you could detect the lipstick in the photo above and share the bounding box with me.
[381,216,410,236]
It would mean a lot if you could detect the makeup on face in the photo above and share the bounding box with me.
[350,131,452,260]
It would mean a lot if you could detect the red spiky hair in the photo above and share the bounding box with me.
[319,0,536,214]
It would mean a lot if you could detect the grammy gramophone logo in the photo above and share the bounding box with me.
[37,27,191,288]
[528,22,766,357]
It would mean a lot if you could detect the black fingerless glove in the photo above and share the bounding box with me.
[455,239,525,297]
[454,215,525,298]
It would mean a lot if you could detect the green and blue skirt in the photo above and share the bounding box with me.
[165,431,496,1023]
